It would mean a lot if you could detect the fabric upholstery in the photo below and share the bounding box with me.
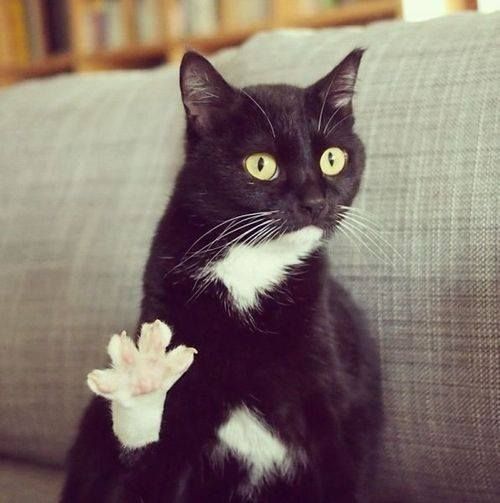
[0,459,63,503]
[0,11,498,502]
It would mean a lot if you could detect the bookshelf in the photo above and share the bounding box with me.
[0,0,479,87]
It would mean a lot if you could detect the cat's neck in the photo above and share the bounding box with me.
[197,226,324,314]
[150,206,327,317]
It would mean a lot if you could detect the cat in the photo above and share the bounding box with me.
[61,49,382,503]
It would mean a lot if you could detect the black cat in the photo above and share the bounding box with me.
[61,49,382,503]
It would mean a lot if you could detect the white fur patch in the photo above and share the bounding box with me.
[205,225,323,312]
[111,391,167,449]
[87,321,197,449]
[215,405,295,493]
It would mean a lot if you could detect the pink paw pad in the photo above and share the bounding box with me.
[87,320,197,404]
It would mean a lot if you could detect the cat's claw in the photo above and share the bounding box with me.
[87,320,197,406]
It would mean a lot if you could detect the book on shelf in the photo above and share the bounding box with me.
[25,0,48,60]
[221,0,269,30]
[0,0,70,68]
[183,0,219,37]
[82,0,125,52]
[136,0,164,44]
[0,3,13,66]
[81,0,165,53]
[294,0,344,16]
[178,0,270,37]
[3,0,30,66]
[46,0,70,54]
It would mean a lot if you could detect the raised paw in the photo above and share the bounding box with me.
[87,320,197,406]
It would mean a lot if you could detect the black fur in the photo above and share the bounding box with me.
[61,50,382,503]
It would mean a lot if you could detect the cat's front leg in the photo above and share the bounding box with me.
[87,320,197,449]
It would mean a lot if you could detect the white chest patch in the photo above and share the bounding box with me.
[204,225,323,312]
[215,405,294,490]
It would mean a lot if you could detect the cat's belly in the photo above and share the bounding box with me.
[212,404,303,496]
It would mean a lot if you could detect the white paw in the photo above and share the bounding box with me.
[87,320,197,407]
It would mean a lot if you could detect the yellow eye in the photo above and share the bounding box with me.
[320,147,348,176]
[244,153,278,181]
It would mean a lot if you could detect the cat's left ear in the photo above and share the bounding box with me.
[180,51,238,132]
[309,48,365,113]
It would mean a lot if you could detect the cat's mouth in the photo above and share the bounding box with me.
[283,211,336,235]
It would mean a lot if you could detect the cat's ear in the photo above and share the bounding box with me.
[309,48,365,113]
[179,51,238,132]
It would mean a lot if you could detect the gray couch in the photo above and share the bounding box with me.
[0,11,498,503]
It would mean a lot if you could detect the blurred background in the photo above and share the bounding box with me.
[0,0,499,86]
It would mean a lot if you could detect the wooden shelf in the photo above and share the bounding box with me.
[0,53,72,84]
[76,44,166,71]
[284,0,400,28]
[176,21,269,53]
[1,0,406,85]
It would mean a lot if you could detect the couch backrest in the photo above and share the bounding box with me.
[0,11,498,503]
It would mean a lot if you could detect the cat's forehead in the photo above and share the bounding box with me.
[243,84,306,116]
[242,84,311,139]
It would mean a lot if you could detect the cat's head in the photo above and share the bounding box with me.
[176,50,365,240]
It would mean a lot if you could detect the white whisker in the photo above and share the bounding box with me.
[317,75,336,132]
[241,90,276,139]
[187,219,279,303]
[170,211,276,274]
[244,222,281,248]
[339,205,381,223]
[185,215,269,261]
[325,113,353,136]
[340,219,393,264]
[339,209,382,230]
[337,220,389,263]
[335,221,363,256]
[341,213,403,261]
[210,219,276,260]
[184,211,275,257]
[322,104,343,135]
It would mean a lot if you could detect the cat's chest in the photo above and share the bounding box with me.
[202,225,323,312]
[213,405,304,496]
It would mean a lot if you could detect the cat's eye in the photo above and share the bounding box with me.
[244,153,278,181]
[320,147,348,176]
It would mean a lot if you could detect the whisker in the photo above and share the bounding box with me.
[187,219,278,303]
[186,274,213,304]
[175,219,273,277]
[338,206,382,229]
[184,215,270,261]
[337,220,389,263]
[340,219,394,264]
[334,222,364,256]
[170,211,276,274]
[325,113,353,136]
[211,219,276,258]
[317,75,337,132]
[341,213,403,261]
[257,224,284,245]
[339,205,382,223]
[241,90,276,139]
[322,105,343,135]
[194,219,277,278]
[183,210,275,258]
[341,212,382,231]
[244,221,281,248]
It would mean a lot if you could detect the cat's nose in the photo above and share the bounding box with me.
[302,198,326,217]
[301,194,327,218]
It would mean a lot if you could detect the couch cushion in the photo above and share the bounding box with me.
[0,11,498,503]
[0,459,63,503]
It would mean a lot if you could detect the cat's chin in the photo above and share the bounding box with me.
[284,221,327,235]
[279,225,324,247]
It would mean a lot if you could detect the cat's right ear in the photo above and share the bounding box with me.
[179,51,237,133]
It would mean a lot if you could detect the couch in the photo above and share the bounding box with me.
[0,11,498,503]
